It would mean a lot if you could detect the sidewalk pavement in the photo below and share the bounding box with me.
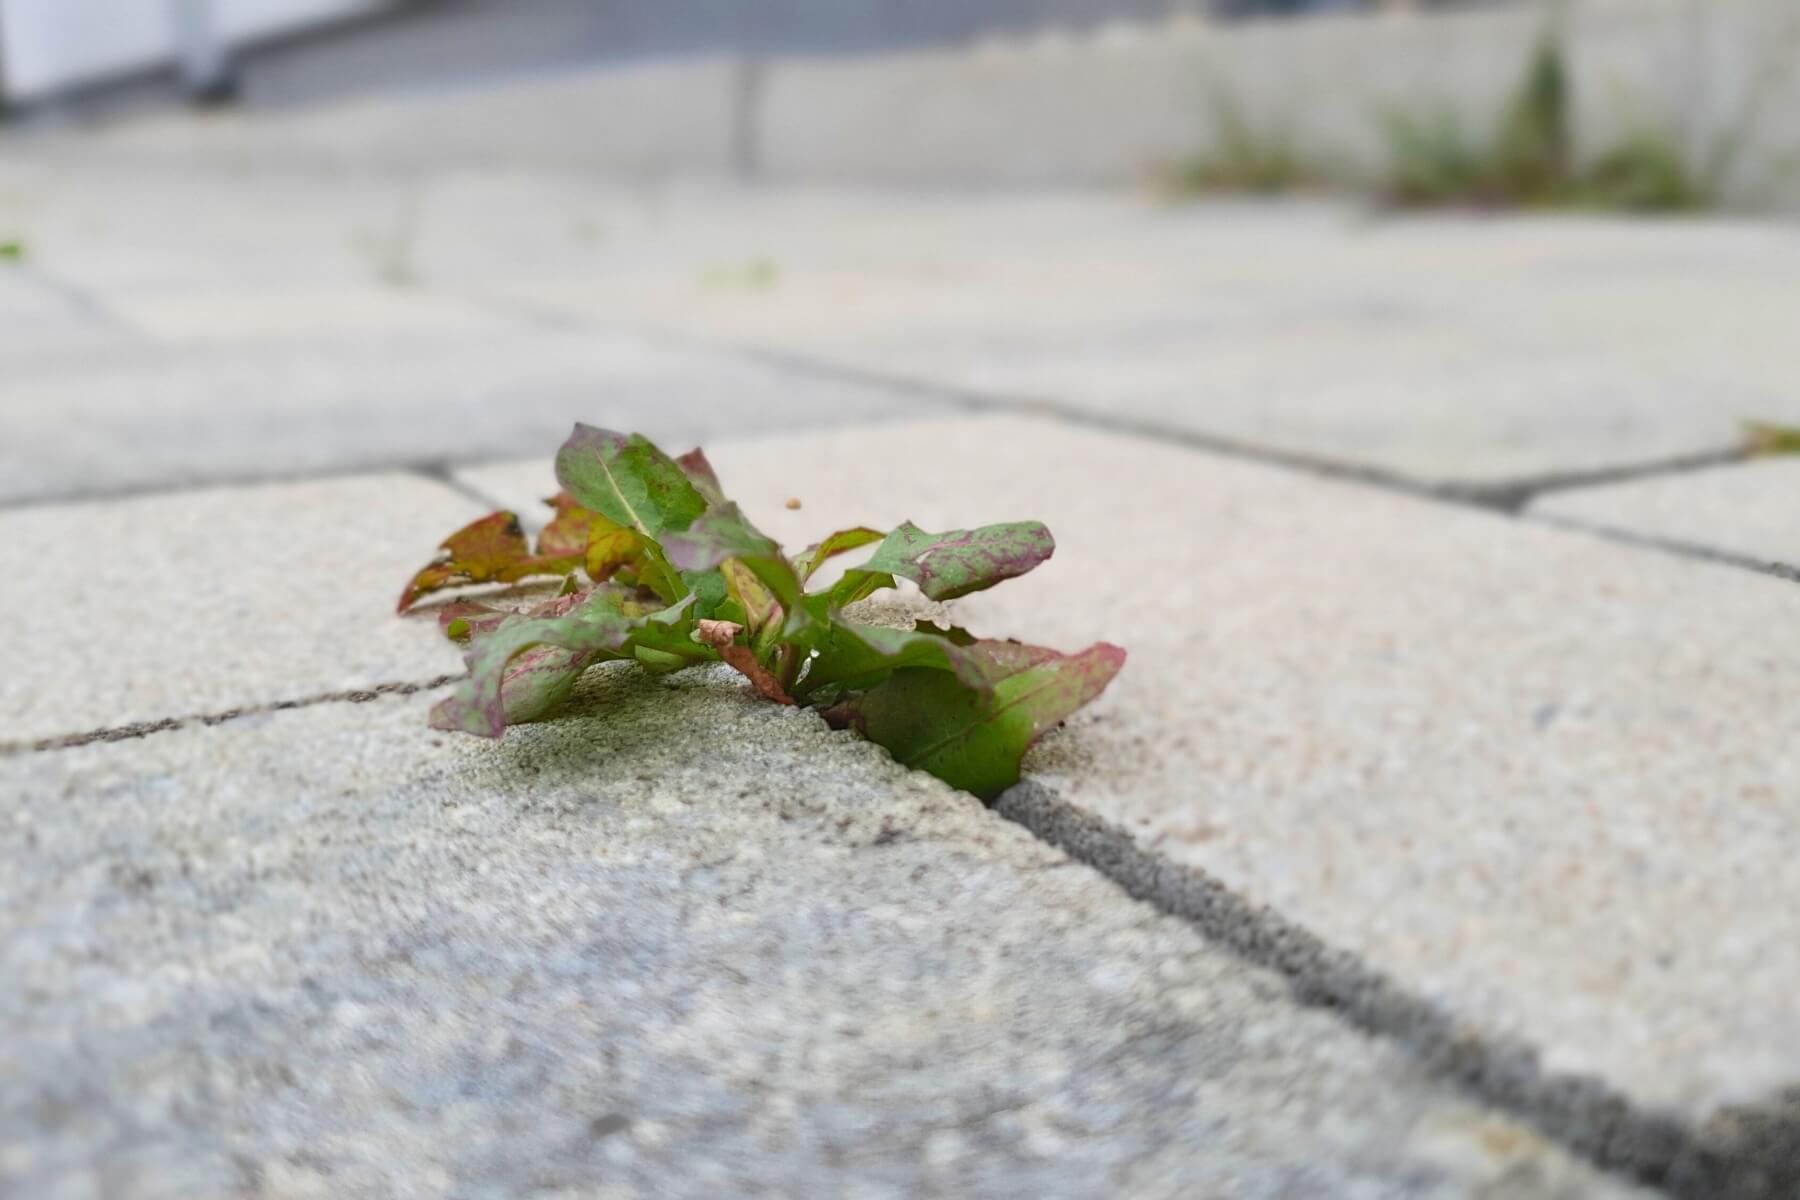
[2,143,1798,1198]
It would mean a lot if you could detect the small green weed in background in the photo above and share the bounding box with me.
[1380,31,1712,212]
[0,239,25,262]
[701,258,780,289]
[1744,421,1800,457]
[1577,130,1710,212]
[1381,107,1499,207]
[1491,29,1573,198]
[1158,89,1322,197]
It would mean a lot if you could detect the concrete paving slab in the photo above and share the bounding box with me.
[0,328,944,505]
[0,267,139,358]
[103,284,512,344]
[9,163,1797,491]
[1530,459,1800,574]
[469,415,1800,1137]
[421,190,1800,490]
[0,474,477,745]
[0,165,417,299]
[0,681,1644,1199]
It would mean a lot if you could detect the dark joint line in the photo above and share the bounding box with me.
[1,674,463,757]
[993,780,1800,1200]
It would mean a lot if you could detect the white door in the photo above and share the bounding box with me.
[0,0,386,101]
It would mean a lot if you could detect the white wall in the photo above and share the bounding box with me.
[758,0,1800,205]
[0,0,386,100]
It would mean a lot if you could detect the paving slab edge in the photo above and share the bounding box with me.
[0,673,463,757]
[992,780,1800,1200]
[0,458,493,512]
[1528,512,1800,587]
[598,324,1762,517]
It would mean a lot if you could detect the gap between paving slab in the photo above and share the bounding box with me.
[0,459,516,516]
[1529,458,1800,581]
[677,336,1760,514]
[994,783,1800,1200]
[1531,515,1800,590]
[0,674,461,758]
[0,326,951,508]
[732,343,1800,602]
[703,339,1793,606]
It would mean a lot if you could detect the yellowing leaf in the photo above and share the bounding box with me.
[536,492,606,558]
[397,511,582,613]
[721,557,779,638]
[585,525,642,583]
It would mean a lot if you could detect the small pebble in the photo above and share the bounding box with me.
[785,497,802,510]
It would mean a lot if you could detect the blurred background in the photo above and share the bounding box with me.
[2,0,1421,117]
[1,0,1797,506]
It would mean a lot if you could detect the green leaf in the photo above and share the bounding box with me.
[661,503,809,635]
[794,619,991,701]
[485,645,593,723]
[833,642,1125,800]
[431,589,691,737]
[848,520,1054,602]
[679,566,731,622]
[633,645,689,673]
[435,588,679,729]
[553,425,708,542]
[793,526,886,584]
[624,598,714,667]
[822,568,897,610]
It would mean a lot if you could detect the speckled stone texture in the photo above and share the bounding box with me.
[0,328,941,506]
[0,268,131,360]
[466,415,1800,1129]
[0,474,477,744]
[1531,459,1800,574]
[0,677,1642,1200]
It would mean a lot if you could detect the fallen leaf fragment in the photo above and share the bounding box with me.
[695,619,745,648]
